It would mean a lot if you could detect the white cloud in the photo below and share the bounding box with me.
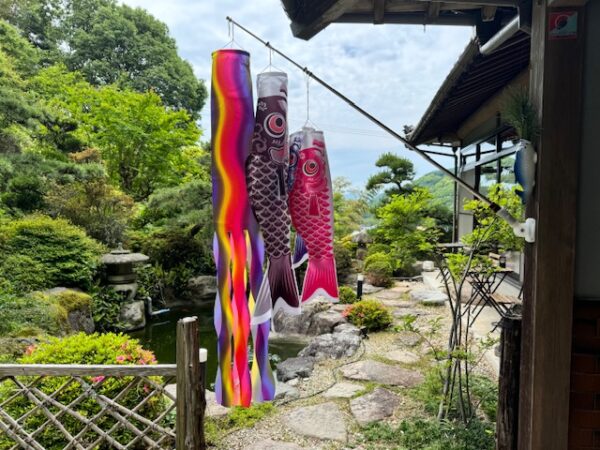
[121,0,472,187]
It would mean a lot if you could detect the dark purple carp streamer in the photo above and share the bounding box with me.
[247,72,300,321]
[247,72,298,401]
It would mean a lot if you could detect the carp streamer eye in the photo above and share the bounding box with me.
[303,159,319,177]
[289,150,298,168]
[264,112,285,138]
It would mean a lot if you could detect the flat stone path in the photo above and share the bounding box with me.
[283,402,347,442]
[350,388,400,426]
[322,382,364,398]
[341,360,423,387]
[246,439,306,450]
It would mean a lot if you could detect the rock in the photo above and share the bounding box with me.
[275,379,299,400]
[350,388,400,426]
[273,301,345,335]
[118,300,146,331]
[311,309,345,335]
[287,378,300,386]
[276,356,315,381]
[284,402,347,442]
[67,309,95,334]
[362,283,383,295]
[422,261,435,272]
[341,360,423,387]
[323,382,364,398]
[205,390,230,418]
[333,322,361,336]
[395,331,422,347]
[410,289,448,306]
[246,440,305,450]
[186,275,217,301]
[299,332,361,360]
[384,350,420,364]
[164,387,229,418]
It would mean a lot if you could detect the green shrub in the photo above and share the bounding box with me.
[338,285,358,304]
[1,174,46,212]
[45,178,134,247]
[90,286,127,331]
[360,418,495,450]
[343,299,393,331]
[0,254,48,292]
[364,251,393,287]
[0,214,104,290]
[0,333,166,450]
[334,240,353,280]
[0,292,67,337]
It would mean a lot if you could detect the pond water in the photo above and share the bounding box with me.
[130,304,305,384]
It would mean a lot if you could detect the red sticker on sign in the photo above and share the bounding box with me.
[549,11,578,40]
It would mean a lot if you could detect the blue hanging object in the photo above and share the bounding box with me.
[514,139,537,203]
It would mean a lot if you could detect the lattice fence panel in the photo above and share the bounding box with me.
[0,372,177,450]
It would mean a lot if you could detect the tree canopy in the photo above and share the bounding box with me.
[0,0,207,116]
[366,152,415,196]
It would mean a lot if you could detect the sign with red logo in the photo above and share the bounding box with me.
[548,11,578,40]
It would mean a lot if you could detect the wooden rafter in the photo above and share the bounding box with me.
[427,1,441,21]
[374,0,386,24]
[290,0,361,39]
[481,5,497,21]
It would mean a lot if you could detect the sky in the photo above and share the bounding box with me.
[122,0,473,188]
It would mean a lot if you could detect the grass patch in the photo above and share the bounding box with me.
[204,402,275,445]
[360,417,495,450]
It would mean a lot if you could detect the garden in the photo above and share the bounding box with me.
[0,2,523,448]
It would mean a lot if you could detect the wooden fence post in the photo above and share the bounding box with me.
[496,316,522,450]
[176,317,206,450]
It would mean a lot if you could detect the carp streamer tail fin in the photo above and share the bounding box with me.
[301,256,339,303]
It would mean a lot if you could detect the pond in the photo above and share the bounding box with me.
[130,303,305,385]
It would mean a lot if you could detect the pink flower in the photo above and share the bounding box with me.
[143,385,150,394]
[116,355,126,363]
[92,376,105,384]
[24,345,36,356]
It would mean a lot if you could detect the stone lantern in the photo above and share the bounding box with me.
[101,244,149,331]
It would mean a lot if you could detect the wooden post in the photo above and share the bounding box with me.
[176,317,206,450]
[519,2,587,449]
[496,316,521,450]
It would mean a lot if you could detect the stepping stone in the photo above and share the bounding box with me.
[410,289,448,306]
[340,360,423,387]
[275,379,299,400]
[276,356,315,381]
[284,402,347,442]
[323,382,365,398]
[166,385,230,418]
[395,331,422,347]
[384,349,420,364]
[350,387,400,426]
[299,332,361,360]
[246,439,305,450]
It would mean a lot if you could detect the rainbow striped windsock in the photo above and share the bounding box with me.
[211,49,264,407]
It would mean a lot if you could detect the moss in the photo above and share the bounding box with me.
[50,289,92,312]
[205,402,275,445]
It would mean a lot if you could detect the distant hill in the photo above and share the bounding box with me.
[415,170,454,210]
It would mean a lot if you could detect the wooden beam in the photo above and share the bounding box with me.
[518,3,586,450]
[481,5,497,21]
[336,12,477,25]
[548,0,587,6]
[0,364,177,377]
[421,0,517,4]
[427,1,441,21]
[290,0,361,40]
[374,0,386,23]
